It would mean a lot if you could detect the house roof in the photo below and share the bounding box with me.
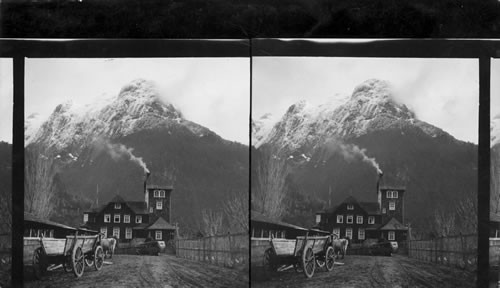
[251,210,308,231]
[379,185,406,191]
[24,212,77,231]
[127,201,148,214]
[358,202,380,214]
[146,184,173,190]
[379,217,407,231]
[132,223,150,230]
[146,216,177,230]
[109,194,127,203]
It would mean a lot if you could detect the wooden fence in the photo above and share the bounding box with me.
[408,234,477,270]
[176,233,248,270]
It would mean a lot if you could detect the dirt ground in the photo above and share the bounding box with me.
[24,254,248,288]
[252,254,476,288]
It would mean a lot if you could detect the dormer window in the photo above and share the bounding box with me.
[347,204,354,210]
[386,191,399,199]
[154,190,166,198]
[115,203,121,209]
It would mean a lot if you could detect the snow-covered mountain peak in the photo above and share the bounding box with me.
[252,113,278,147]
[25,79,189,151]
[260,79,447,153]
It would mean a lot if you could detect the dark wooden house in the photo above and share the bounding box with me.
[315,176,408,245]
[82,175,177,243]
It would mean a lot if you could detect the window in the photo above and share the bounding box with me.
[388,231,395,241]
[149,207,153,213]
[337,215,343,223]
[83,214,88,223]
[358,228,365,240]
[389,201,396,211]
[136,215,142,223]
[155,231,162,240]
[386,190,399,199]
[100,227,107,238]
[154,190,166,198]
[332,228,340,237]
[115,203,121,209]
[104,214,111,223]
[124,214,130,223]
[114,214,120,223]
[316,214,321,223]
[368,216,375,224]
[356,216,363,224]
[156,201,163,210]
[113,227,120,239]
[347,215,353,224]
[125,228,132,239]
[393,191,398,198]
[386,191,392,198]
[382,208,386,214]
[347,204,354,210]
[345,228,352,239]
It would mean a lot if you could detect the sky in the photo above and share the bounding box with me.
[253,57,479,144]
[25,58,250,145]
[492,59,500,120]
[0,59,13,143]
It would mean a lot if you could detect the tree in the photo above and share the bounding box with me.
[491,146,500,214]
[201,208,223,237]
[252,147,289,221]
[223,190,249,233]
[24,146,57,220]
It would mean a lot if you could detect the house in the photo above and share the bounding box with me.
[314,176,408,245]
[251,210,309,240]
[491,212,500,238]
[24,212,97,238]
[82,174,177,243]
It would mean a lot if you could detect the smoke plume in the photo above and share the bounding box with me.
[94,138,149,174]
[322,139,382,174]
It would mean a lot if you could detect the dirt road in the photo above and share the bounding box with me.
[252,255,475,288]
[24,254,248,288]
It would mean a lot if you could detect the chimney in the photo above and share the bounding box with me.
[144,171,151,210]
[377,171,383,212]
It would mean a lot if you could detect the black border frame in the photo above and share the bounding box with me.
[1,38,498,287]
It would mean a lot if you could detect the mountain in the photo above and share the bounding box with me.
[252,113,277,147]
[255,79,477,234]
[492,115,500,148]
[26,79,249,234]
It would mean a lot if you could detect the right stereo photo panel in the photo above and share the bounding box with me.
[251,56,478,287]
[491,58,500,287]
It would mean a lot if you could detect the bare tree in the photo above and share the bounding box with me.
[433,208,456,237]
[491,146,500,214]
[201,208,224,237]
[455,190,477,235]
[24,146,57,220]
[223,190,249,233]
[252,147,289,221]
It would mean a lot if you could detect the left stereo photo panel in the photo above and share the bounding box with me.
[0,59,13,288]
[23,58,249,287]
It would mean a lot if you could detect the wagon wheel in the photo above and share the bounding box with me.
[325,246,335,271]
[32,248,47,280]
[63,255,73,272]
[94,246,104,271]
[301,245,315,278]
[72,246,85,278]
[263,248,278,273]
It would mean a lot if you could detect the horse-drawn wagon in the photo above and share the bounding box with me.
[25,232,104,279]
[263,232,336,278]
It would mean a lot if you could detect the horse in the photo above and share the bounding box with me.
[332,237,349,259]
[101,236,118,259]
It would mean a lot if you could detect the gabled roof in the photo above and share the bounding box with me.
[127,201,148,214]
[358,202,380,215]
[251,210,307,231]
[109,194,127,203]
[25,212,77,231]
[379,217,407,231]
[146,216,176,230]
[379,186,406,191]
